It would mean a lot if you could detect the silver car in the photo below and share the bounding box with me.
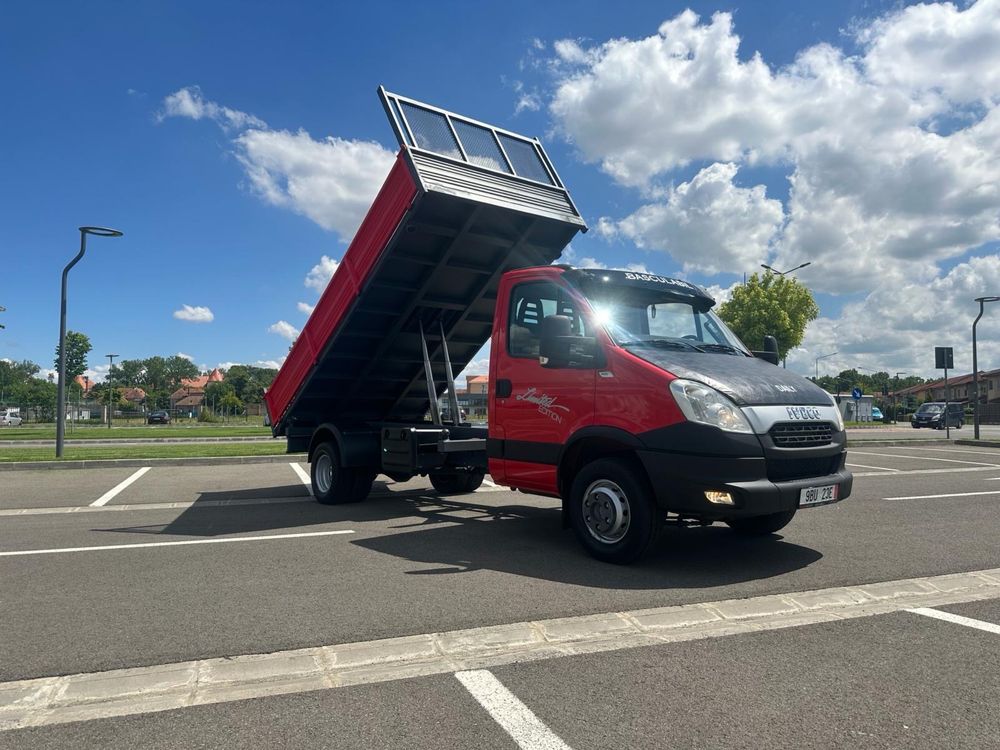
[0,410,23,426]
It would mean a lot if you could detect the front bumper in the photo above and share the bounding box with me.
[636,448,852,519]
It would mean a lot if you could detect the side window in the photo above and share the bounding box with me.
[508,281,587,358]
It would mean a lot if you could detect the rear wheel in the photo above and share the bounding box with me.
[311,442,367,505]
[725,509,796,536]
[569,458,659,564]
[429,470,484,495]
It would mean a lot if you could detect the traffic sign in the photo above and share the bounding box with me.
[852,387,862,400]
[935,347,953,370]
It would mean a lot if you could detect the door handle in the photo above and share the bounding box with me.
[496,379,513,398]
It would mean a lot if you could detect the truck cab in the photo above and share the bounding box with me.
[487,266,850,562]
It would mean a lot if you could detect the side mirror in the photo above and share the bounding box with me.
[538,315,600,369]
[752,334,780,366]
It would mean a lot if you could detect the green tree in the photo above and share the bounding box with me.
[717,273,819,361]
[164,355,199,387]
[53,330,92,380]
[110,359,146,388]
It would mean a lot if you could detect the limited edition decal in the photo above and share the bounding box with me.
[516,387,570,423]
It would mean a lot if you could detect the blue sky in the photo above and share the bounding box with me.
[3,0,999,382]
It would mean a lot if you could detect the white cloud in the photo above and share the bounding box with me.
[304,255,340,292]
[789,253,1000,378]
[548,2,1000,294]
[176,352,194,361]
[159,86,265,131]
[160,87,395,242]
[236,130,395,241]
[173,304,214,323]
[297,302,315,315]
[267,320,299,341]
[611,163,784,275]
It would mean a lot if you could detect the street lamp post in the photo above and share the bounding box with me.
[56,226,123,457]
[815,351,838,380]
[106,353,119,430]
[973,296,1000,440]
[894,372,906,424]
[761,262,812,276]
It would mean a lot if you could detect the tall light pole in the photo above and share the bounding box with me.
[761,262,811,276]
[894,372,906,424]
[815,351,838,380]
[57,227,123,457]
[106,353,119,430]
[973,296,1000,440]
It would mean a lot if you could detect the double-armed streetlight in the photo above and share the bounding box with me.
[814,351,838,380]
[761,262,811,276]
[56,227,123,457]
[973,296,1000,440]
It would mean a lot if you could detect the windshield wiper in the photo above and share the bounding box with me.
[693,343,746,356]
[622,338,701,351]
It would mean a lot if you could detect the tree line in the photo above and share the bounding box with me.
[1,329,278,417]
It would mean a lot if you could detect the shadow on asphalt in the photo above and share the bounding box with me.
[96,488,821,589]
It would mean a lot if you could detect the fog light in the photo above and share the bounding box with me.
[704,490,734,505]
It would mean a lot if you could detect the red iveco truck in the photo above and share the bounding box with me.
[265,88,851,563]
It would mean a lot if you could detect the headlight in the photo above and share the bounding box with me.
[669,379,752,434]
[827,397,845,431]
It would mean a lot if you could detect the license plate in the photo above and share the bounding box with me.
[799,484,838,506]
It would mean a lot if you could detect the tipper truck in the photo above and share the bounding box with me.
[265,88,852,563]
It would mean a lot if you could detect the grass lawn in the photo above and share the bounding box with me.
[0,424,272,441]
[0,442,296,462]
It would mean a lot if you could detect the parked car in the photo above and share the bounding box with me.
[871,406,883,421]
[0,409,23,426]
[911,402,963,429]
[147,410,170,425]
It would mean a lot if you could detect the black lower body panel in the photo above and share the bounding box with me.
[636,449,852,519]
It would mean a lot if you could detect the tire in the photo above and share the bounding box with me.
[568,458,660,564]
[310,442,365,505]
[726,509,796,536]
[429,471,481,495]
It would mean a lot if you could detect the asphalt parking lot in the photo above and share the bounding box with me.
[3,444,1000,748]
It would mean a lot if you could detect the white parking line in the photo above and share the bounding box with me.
[853,466,1000,478]
[455,670,573,750]
[895,447,1000,457]
[847,462,900,472]
[0,529,354,557]
[908,607,1000,635]
[851,450,1000,467]
[482,475,499,488]
[289,462,313,495]
[885,490,1000,501]
[90,467,151,507]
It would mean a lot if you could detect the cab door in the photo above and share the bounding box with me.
[490,279,596,495]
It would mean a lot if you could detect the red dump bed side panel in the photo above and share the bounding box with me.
[265,153,418,427]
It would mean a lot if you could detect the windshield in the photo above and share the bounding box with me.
[564,268,750,356]
[585,297,750,356]
[917,404,943,414]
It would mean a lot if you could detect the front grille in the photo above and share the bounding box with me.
[770,421,834,448]
[767,455,841,482]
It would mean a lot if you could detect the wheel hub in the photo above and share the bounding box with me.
[582,479,630,544]
[314,453,333,495]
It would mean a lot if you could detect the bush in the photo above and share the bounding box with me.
[197,409,219,423]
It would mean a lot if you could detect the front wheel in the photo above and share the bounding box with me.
[569,458,659,564]
[725,509,796,536]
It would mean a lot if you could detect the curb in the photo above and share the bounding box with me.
[0,454,307,472]
[955,439,1000,448]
